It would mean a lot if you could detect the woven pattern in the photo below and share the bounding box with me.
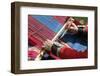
[28,15,68,48]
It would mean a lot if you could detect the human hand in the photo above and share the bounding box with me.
[65,17,75,29]
[43,39,53,51]
[68,23,78,34]
[65,17,78,34]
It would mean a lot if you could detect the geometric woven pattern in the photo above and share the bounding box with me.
[28,15,68,48]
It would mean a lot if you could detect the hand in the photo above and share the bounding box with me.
[43,39,53,51]
[65,17,78,34]
[68,23,78,34]
[65,17,75,29]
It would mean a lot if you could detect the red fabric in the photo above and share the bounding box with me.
[28,50,38,59]
[59,46,88,59]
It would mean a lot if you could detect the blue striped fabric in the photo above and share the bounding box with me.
[32,15,62,33]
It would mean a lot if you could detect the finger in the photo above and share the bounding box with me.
[71,23,77,28]
[65,22,71,29]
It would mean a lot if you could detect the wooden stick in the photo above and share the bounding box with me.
[52,23,67,42]
[34,50,44,60]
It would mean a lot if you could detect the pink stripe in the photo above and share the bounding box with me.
[28,16,56,41]
[28,16,55,35]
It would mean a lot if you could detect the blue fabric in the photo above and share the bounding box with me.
[32,15,62,33]
[60,33,87,52]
